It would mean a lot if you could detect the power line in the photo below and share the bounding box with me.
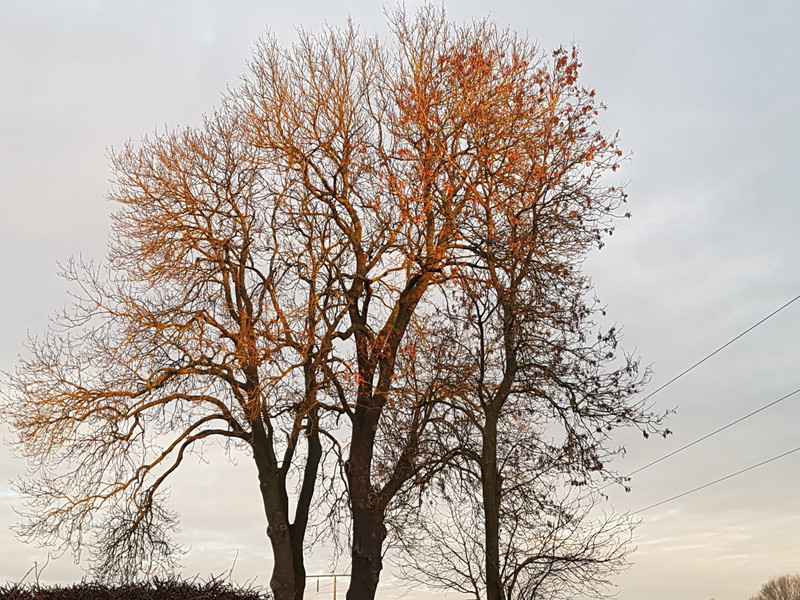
[638,292,800,405]
[621,386,800,480]
[595,293,800,491]
[633,444,800,514]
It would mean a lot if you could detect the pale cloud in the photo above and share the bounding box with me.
[2,1,799,599]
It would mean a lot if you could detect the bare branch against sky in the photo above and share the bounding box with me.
[1,2,799,599]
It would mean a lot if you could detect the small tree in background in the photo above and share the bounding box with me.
[751,574,800,600]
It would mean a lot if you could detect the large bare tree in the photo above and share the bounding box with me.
[4,6,666,600]
[2,106,347,600]
[382,23,667,600]
[240,7,667,598]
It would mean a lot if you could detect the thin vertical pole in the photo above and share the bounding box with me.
[306,573,348,599]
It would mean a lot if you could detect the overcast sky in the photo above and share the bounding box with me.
[1,1,799,598]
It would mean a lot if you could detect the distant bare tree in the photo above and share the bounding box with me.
[751,574,800,600]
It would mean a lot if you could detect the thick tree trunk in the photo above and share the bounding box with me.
[254,465,297,598]
[256,432,320,600]
[264,501,297,600]
[343,275,432,600]
[345,412,386,600]
[482,410,506,600]
[347,504,385,600]
[251,418,303,600]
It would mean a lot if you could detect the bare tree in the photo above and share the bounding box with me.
[397,484,635,600]
[238,12,474,599]
[393,259,657,600]
[2,106,346,600]
[751,574,800,600]
[4,6,665,600]
[241,6,666,598]
[380,9,667,600]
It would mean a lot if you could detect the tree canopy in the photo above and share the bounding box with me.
[2,6,667,600]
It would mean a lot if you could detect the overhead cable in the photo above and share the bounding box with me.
[623,386,800,480]
[633,443,800,514]
[638,292,800,405]
[598,292,800,491]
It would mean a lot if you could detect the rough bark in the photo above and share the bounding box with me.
[481,409,505,600]
[251,419,295,600]
[251,407,322,600]
[347,503,386,600]
[345,398,383,600]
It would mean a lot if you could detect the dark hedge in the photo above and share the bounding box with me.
[0,577,272,600]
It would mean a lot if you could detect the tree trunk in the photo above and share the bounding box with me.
[346,412,385,600]
[253,463,297,600]
[347,504,385,600]
[251,419,301,600]
[288,533,306,600]
[264,500,297,600]
[343,275,432,599]
[289,421,322,600]
[482,409,506,600]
